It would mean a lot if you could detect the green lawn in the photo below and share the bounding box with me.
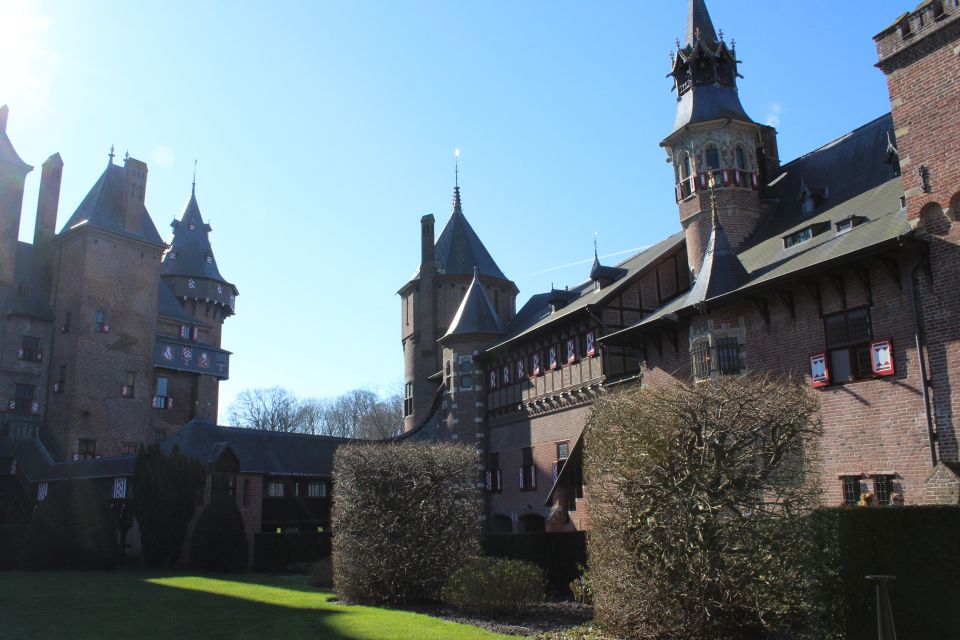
[0,570,513,640]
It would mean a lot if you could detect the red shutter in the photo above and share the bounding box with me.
[722,169,731,187]
[484,471,493,491]
[871,339,895,376]
[676,184,683,201]
[529,466,537,490]
[751,172,760,190]
[518,467,526,490]
[810,353,830,388]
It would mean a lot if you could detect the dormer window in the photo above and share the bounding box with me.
[188,223,197,231]
[205,255,214,264]
[835,215,868,235]
[802,193,815,215]
[783,222,831,249]
[167,251,176,261]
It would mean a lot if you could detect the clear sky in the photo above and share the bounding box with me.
[2,0,900,422]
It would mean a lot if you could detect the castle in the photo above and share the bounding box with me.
[401,0,960,532]
[0,116,237,462]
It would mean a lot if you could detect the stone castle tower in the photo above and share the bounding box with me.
[399,184,517,433]
[0,108,236,459]
[158,185,238,424]
[661,0,779,278]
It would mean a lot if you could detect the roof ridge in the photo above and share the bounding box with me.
[778,112,893,171]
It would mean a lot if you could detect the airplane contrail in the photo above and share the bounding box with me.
[515,246,650,280]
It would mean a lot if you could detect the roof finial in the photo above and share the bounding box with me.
[108,145,115,164]
[473,265,478,278]
[192,159,197,195]
[593,232,599,260]
[124,150,129,161]
[708,172,720,229]
[454,148,460,188]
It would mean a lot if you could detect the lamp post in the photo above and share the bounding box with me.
[865,575,897,640]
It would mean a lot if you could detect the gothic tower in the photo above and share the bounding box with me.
[45,153,167,458]
[661,0,778,278]
[399,184,518,433]
[158,184,237,424]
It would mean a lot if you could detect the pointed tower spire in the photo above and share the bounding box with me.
[192,160,197,195]
[441,266,504,339]
[686,0,718,47]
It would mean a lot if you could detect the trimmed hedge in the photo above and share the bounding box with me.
[332,442,480,605]
[189,495,249,571]
[254,532,331,571]
[0,526,26,570]
[21,479,118,570]
[811,505,960,640]
[482,532,586,594]
[441,557,545,616]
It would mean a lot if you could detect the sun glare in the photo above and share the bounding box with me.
[0,4,55,109]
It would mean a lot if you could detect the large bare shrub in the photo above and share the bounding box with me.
[586,374,823,640]
[332,441,480,605]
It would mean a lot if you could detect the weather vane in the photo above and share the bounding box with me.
[454,148,460,187]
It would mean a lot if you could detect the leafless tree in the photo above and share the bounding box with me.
[227,387,302,432]
[227,386,402,439]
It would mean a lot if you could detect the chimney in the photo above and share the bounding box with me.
[34,153,63,249]
[757,125,780,186]
[420,213,435,273]
[122,156,148,234]
[0,105,30,284]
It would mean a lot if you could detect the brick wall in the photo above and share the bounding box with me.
[46,229,163,458]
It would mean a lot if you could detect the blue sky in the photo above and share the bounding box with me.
[2,1,900,421]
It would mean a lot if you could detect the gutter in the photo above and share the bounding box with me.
[908,258,938,468]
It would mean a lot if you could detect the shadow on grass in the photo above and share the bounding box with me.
[0,571,506,640]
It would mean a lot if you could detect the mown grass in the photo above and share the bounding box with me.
[0,570,512,640]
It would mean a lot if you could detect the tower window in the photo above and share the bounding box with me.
[677,152,694,199]
[13,384,35,414]
[403,382,414,417]
[705,145,720,171]
[78,438,97,460]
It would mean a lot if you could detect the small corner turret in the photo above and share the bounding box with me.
[662,0,772,280]
[160,187,238,322]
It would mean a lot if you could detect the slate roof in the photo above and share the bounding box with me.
[671,84,754,135]
[668,0,754,135]
[406,186,511,285]
[442,268,504,340]
[486,232,685,353]
[11,439,133,482]
[60,162,165,246]
[685,0,718,46]
[605,113,910,342]
[163,420,349,476]
[685,208,749,307]
[160,190,231,285]
[0,242,53,320]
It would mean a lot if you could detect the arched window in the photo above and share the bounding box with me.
[705,144,720,171]
[735,145,747,170]
[678,152,693,199]
[519,513,546,533]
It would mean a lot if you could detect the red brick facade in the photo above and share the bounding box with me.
[401,1,960,535]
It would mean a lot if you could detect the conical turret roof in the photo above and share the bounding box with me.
[442,268,504,340]
[666,0,754,137]
[685,0,718,47]
[161,190,229,284]
[60,162,164,246]
[434,186,508,281]
[686,204,749,306]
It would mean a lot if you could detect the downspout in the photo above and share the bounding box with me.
[908,259,938,468]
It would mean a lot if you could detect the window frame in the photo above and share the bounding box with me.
[823,307,874,384]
